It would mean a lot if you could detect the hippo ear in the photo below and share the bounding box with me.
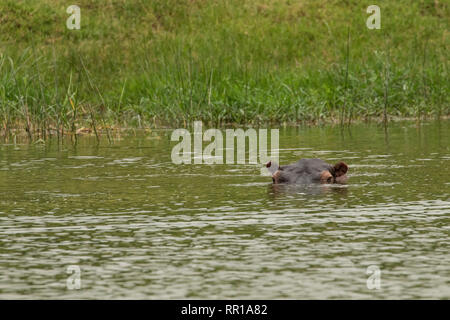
[266,161,280,174]
[333,162,348,177]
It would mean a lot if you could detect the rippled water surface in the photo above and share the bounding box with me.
[0,121,449,299]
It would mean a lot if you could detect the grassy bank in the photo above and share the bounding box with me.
[0,0,448,138]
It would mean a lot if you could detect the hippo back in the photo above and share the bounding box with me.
[278,158,333,184]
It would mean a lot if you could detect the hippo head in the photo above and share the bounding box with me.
[319,161,348,184]
[266,159,348,185]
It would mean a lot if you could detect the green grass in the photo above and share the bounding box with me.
[0,0,448,138]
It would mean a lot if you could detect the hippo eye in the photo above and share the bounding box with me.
[327,176,333,183]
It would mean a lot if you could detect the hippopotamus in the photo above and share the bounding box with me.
[266,158,348,184]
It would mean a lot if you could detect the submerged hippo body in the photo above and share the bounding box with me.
[266,158,348,184]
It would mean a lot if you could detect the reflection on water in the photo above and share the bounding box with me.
[0,121,449,299]
[268,183,349,197]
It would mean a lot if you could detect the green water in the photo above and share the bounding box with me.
[0,121,449,299]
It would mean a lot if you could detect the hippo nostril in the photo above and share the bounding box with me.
[327,176,333,184]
